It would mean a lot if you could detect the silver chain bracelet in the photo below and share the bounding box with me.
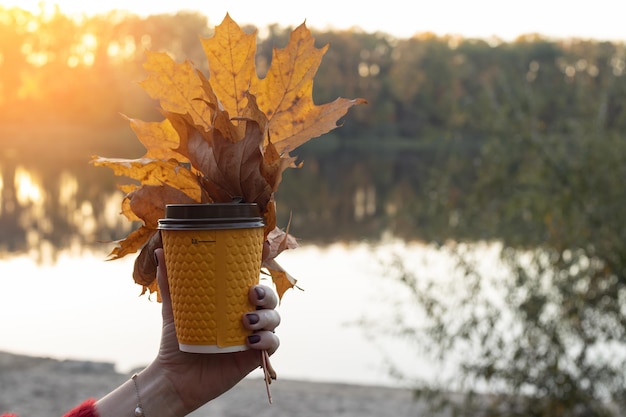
[131,373,145,417]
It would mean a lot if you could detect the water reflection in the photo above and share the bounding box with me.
[15,165,44,206]
[0,160,134,259]
[354,184,376,221]
[0,168,3,217]
[0,139,432,257]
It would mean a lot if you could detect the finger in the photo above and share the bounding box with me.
[133,231,163,286]
[247,331,280,354]
[248,285,278,310]
[155,248,173,322]
[243,309,281,332]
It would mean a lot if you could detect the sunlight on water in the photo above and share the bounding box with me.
[0,240,502,387]
[0,169,3,216]
[77,200,97,236]
[58,171,98,237]
[58,170,78,210]
[14,165,45,206]
[103,191,125,229]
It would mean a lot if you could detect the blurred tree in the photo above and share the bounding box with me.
[377,74,626,415]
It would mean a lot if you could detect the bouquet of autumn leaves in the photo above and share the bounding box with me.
[92,14,365,301]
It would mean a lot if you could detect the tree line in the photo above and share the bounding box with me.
[2,6,625,137]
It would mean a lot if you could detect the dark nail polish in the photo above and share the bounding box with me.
[248,334,261,344]
[246,313,260,324]
[254,286,266,300]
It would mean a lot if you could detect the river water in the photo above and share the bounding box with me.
[0,239,503,388]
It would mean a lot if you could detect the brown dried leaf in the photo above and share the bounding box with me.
[133,231,162,289]
[127,184,197,295]
[127,184,197,229]
[167,111,214,175]
[261,215,299,296]
[264,225,299,263]
[212,120,272,210]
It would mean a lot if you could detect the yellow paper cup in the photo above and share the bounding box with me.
[158,203,264,353]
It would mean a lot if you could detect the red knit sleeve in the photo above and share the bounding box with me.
[1,399,98,417]
[62,399,99,417]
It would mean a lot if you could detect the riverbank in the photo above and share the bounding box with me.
[0,351,425,417]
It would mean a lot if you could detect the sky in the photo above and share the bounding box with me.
[2,0,626,42]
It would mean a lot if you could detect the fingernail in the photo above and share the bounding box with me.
[246,313,260,324]
[254,286,265,300]
[248,334,261,344]
[153,251,159,267]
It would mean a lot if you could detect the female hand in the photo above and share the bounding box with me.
[96,248,280,417]
[151,247,280,413]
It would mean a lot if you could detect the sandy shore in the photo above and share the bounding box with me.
[0,351,427,417]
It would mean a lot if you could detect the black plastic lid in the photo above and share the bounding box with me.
[157,203,263,230]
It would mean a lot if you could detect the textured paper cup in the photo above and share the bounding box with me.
[158,203,264,353]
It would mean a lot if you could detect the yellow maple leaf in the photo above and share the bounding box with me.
[139,51,214,130]
[126,117,186,161]
[92,14,366,299]
[91,157,202,202]
[200,14,258,119]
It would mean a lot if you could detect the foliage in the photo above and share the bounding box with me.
[91,14,365,298]
[379,111,626,415]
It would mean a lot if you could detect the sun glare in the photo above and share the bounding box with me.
[66,33,98,67]
[106,35,144,62]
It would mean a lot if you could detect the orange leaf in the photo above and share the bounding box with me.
[139,278,161,300]
[262,217,299,298]
[120,184,142,222]
[263,259,299,301]
[106,225,155,261]
[263,199,277,235]
[262,139,299,193]
[272,96,367,155]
